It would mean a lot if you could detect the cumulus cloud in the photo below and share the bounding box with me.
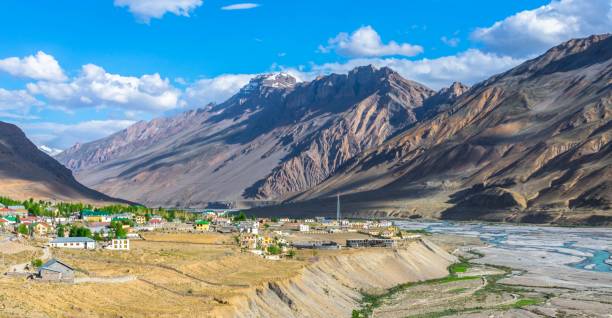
[21,119,137,149]
[281,49,524,90]
[472,0,612,57]
[0,51,67,81]
[183,74,255,106]
[319,25,424,57]
[27,64,181,113]
[114,0,203,22]
[0,88,42,110]
[221,3,260,10]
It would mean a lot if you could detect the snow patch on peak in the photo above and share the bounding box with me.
[241,72,297,93]
[38,145,63,156]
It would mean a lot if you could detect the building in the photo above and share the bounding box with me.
[195,220,210,231]
[237,221,259,234]
[162,222,192,232]
[81,210,112,223]
[7,206,28,217]
[292,241,340,250]
[38,258,75,282]
[50,237,96,249]
[33,222,51,236]
[239,234,258,249]
[1,216,17,224]
[346,239,396,248]
[298,224,310,232]
[134,215,146,224]
[106,238,130,250]
[19,216,37,225]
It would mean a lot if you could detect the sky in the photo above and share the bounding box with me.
[0,0,610,150]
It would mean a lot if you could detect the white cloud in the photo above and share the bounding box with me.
[441,36,460,47]
[27,64,181,113]
[183,74,255,106]
[280,49,524,90]
[221,3,260,10]
[472,0,612,57]
[319,25,423,58]
[0,51,66,81]
[0,88,43,120]
[20,120,137,149]
[114,0,203,22]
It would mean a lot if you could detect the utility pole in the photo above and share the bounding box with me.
[336,193,341,222]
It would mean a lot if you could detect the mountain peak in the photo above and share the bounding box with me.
[241,72,297,93]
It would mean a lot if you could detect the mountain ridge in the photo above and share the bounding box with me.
[0,121,130,205]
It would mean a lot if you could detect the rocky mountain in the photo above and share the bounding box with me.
[0,122,129,204]
[57,67,443,207]
[279,34,611,225]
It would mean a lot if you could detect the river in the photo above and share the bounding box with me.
[396,221,612,273]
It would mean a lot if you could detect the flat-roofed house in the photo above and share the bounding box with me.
[106,238,130,250]
[195,220,210,231]
[38,258,75,282]
[50,237,96,249]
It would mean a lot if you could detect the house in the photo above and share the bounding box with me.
[33,222,51,236]
[38,258,75,282]
[238,221,259,234]
[298,224,310,232]
[1,215,17,224]
[134,215,146,224]
[7,206,28,217]
[303,218,315,223]
[19,216,37,225]
[106,238,130,250]
[81,210,112,222]
[50,237,96,249]
[162,222,192,232]
[149,215,163,223]
[239,234,258,249]
[194,220,210,231]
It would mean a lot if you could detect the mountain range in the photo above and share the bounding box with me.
[0,122,128,204]
[52,34,611,224]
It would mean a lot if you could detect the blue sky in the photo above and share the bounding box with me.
[0,0,610,150]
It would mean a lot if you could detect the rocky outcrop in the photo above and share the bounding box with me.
[0,121,128,204]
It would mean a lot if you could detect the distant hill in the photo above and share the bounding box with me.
[0,121,130,205]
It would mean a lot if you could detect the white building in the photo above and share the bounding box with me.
[106,239,130,250]
[50,237,96,249]
[299,224,310,232]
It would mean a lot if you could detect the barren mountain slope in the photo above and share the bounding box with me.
[0,122,128,204]
[58,67,441,207]
[284,34,611,224]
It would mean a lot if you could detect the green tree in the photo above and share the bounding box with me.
[31,259,43,267]
[17,224,29,235]
[267,245,281,255]
[233,212,247,222]
[110,221,127,239]
[93,231,103,241]
[69,226,92,238]
[56,224,65,237]
[271,217,279,223]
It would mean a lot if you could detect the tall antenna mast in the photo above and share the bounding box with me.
[336,193,341,222]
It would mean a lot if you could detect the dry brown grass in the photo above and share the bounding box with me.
[0,232,307,317]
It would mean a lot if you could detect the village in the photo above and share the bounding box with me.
[0,197,420,284]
